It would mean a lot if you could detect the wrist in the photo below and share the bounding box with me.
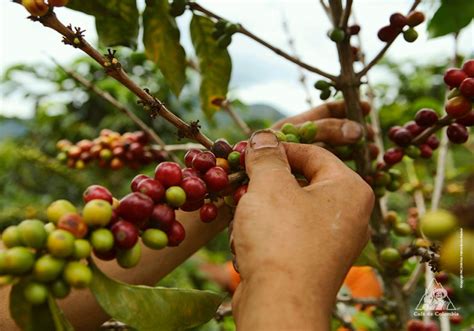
[234,269,332,330]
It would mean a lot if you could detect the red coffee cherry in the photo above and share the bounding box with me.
[406,11,425,27]
[347,24,360,35]
[110,220,139,249]
[404,121,424,136]
[406,319,424,331]
[117,193,154,224]
[184,149,201,168]
[192,151,216,173]
[388,126,402,140]
[389,13,407,29]
[93,248,116,261]
[445,95,472,118]
[415,108,438,127]
[155,162,182,187]
[181,177,207,201]
[419,144,433,158]
[199,203,218,223]
[377,25,398,42]
[462,59,474,77]
[182,167,201,179]
[167,221,185,247]
[425,135,440,149]
[137,178,165,203]
[456,110,474,126]
[180,199,204,212]
[233,141,248,153]
[131,174,150,192]
[444,69,468,88]
[204,167,229,192]
[383,147,404,165]
[459,77,474,98]
[83,185,113,204]
[233,184,248,204]
[449,315,463,325]
[211,139,233,158]
[392,128,413,147]
[150,204,175,231]
[447,123,469,144]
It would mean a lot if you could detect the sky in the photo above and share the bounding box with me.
[0,0,473,118]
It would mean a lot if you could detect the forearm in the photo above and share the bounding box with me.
[0,206,232,331]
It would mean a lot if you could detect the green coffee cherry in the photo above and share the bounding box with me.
[23,282,49,305]
[4,247,35,275]
[63,262,92,289]
[33,254,65,282]
[281,123,299,136]
[117,243,141,269]
[328,28,345,43]
[46,200,76,224]
[393,222,412,236]
[405,145,421,159]
[386,180,402,192]
[50,279,70,298]
[374,171,391,187]
[165,186,187,207]
[2,226,23,248]
[18,219,47,249]
[314,80,331,90]
[169,0,186,17]
[403,28,418,42]
[285,134,300,143]
[227,151,241,169]
[380,247,401,263]
[90,229,114,253]
[388,168,402,181]
[0,251,7,275]
[73,239,92,259]
[320,89,331,100]
[142,229,168,250]
[47,230,75,258]
[298,121,317,143]
[374,186,386,198]
[273,130,287,142]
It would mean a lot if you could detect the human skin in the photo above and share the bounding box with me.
[231,131,374,330]
[0,101,369,330]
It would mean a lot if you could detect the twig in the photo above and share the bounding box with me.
[215,301,233,321]
[431,128,449,211]
[403,263,424,294]
[33,11,213,149]
[221,100,252,136]
[411,115,452,145]
[339,0,353,29]
[357,0,422,78]
[188,2,337,81]
[281,14,314,108]
[152,143,205,152]
[51,58,183,164]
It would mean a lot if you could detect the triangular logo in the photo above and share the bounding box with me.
[415,279,457,312]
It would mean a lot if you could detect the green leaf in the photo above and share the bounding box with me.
[428,0,474,38]
[90,263,225,331]
[190,15,232,117]
[10,282,74,331]
[67,0,139,48]
[354,241,382,270]
[143,0,187,97]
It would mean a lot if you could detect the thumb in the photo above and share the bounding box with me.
[245,130,298,194]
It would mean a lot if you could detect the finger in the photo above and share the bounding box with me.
[272,100,371,129]
[245,130,299,194]
[282,143,350,185]
[313,118,363,145]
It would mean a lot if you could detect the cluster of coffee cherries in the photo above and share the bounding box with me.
[378,11,424,43]
[21,0,68,17]
[382,59,473,168]
[211,19,240,49]
[56,130,168,170]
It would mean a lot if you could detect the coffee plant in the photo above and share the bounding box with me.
[0,0,473,330]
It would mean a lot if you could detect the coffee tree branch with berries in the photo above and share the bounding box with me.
[1,0,473,330]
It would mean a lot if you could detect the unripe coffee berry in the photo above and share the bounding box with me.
[165,186,187,207]
[403,28,418,42]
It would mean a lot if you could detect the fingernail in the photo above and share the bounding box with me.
[249,130,279,150]
[341,122,362,141]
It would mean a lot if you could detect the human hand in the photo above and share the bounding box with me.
[231,129,374,330]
